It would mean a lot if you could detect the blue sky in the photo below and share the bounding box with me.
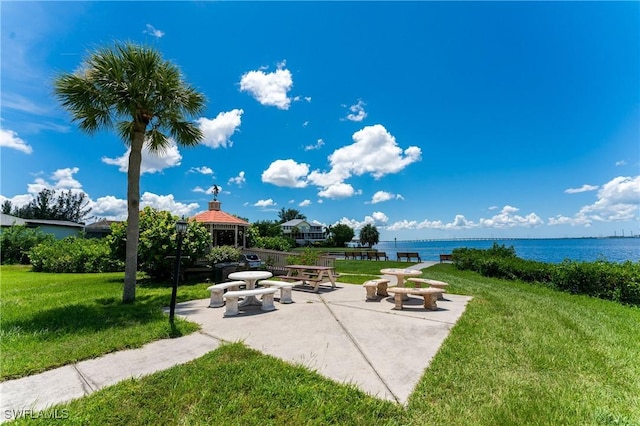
[1,1,639,241]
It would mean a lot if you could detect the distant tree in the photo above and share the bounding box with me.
[332,223,355,248]
[252,220,283,238]
[54,42,206,302]
[277,208,306,223]
[10,189,91,223]
[359,224,380,248]
[2,200,12,214]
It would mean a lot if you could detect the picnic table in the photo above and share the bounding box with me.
[280,265,337,292]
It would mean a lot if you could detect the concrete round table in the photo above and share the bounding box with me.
[380,268,422,301]
[228,270,273,307]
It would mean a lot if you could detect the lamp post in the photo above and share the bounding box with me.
[169,217,188,324]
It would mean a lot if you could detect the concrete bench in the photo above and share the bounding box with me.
[223,288,278,316]
[406,278,449,300]
[362,279,391,300]
[385,287,444,310]
[259,280,294,304]
[207,281,245,308]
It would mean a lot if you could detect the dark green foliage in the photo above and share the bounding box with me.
[452,243,640,306]
[0,225,55,264]
[277,207,306,223]
[29,237,124,273]
[107,207,211,281]
[552,260,640,305]
[359,224,379,248]
[330,223,355,248]
[251,235,293,251]
[8,188,92,223]
[250,220,283,238]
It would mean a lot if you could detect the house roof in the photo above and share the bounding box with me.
[1,213,26,227]
[1,213,84,228]
[86,219,121,229]
[281,219,323,227]
[191,209,249,226]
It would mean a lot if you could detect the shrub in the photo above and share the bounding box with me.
[29,237,124,273]
[287,248,319,266]
[452,244,640,306]
[206,245,241,265]
[0,225,55,264]
[252,236,293,252]
[551,260,640,305]
[107,207,211,281]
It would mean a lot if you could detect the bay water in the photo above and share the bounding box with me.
[373,238,639,264]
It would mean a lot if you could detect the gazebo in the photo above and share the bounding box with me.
[191,200,249,249]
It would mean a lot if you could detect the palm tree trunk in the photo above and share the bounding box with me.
[122,129,145,303]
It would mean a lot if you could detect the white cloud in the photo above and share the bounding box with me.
[51,167,82,189]
[0,128,33,154]
[102,139,182,174]
[318,182,357,199]
[616,160,627,166]
[189,166,213,175]
[143,24,165,38]
[565,184,599,194]
[228,171,246,187]
[299,199,311,207]
[550,176,640,226]
[254,199,277,208]
[370,191,395,204]
[308,125,422,191]
[91,192,200,221]
[196,109,243,149]
[239,64,293,110]
[344,100,367,122]
[261,159,309,188]
[479,205,543,228]
[304,139,324,151]
[371,211,388,224]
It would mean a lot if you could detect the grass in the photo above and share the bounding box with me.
[3,262,640,425]
[0,265,207,380]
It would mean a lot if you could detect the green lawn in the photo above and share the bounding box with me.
[3,263,640,425]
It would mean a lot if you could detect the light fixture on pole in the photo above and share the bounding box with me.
[169,217,188,324]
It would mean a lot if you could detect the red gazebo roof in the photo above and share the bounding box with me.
[191,209,248,225]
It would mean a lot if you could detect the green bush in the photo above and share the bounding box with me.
[0,225,55,264]
[452,244,640,306]
[286,248,319,266]
[107,207,211,281]
[252,236,293,252]
[29,237,124,273]
[552,260,640,305]
[206,245,241,265]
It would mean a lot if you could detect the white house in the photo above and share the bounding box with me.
[280,219,326,246]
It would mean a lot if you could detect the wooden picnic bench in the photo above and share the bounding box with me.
[281,265,337,292]
[396,252,422,262]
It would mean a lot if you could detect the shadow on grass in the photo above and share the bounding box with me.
[3,294,171,338]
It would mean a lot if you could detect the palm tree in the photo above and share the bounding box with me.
[54,42,206,303]
[359,224,380,248]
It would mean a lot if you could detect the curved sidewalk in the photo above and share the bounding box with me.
[1,263,471,421]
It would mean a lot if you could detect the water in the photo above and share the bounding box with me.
[373,238,639,264]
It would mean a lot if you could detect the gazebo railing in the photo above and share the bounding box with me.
[242,248,335,275]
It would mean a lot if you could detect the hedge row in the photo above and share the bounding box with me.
[29,237,124,273]
[452,244,640,306]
